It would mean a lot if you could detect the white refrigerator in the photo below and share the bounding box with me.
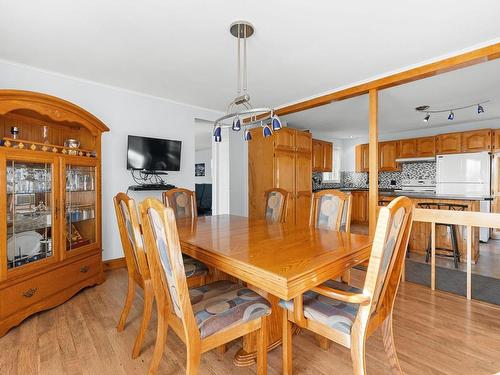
[436,151,491,242]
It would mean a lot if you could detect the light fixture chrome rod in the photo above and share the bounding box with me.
[214,107,274,126]
[237,23,241,95]
[243,24,247,93]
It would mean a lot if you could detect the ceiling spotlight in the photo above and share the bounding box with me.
[423,113,430,122]
[478,104,485,114]
[448,111,455,121]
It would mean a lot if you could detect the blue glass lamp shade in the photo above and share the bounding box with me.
[271,114,282,131]
[232,117,241,131]
[244,129,252,141]
[213,126,222,142]
[263,124,273,138]
[448,111,454,120]
[478,104,484,114]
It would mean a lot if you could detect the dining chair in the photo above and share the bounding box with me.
[281,196,414,375]
[162,188,197,218]
[139,198,272,375]
[113,193,208,359]
[310,189,352,232]
[264,188,290,223]
[310,189,352,286]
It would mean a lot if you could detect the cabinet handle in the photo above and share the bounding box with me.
[23,288,38,298]
[80,266,90,273]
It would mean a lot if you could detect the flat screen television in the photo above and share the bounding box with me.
[127,135,181,171]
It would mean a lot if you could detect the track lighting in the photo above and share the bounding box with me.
[415,100,488,123]
[271,114,282,131]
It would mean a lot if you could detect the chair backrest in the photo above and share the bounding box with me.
[362,196,414,319]
[264,188,290,223]
[139,198,200,340]
[162,188,197,219]
[310,189,352,232]
[113,193,150,280]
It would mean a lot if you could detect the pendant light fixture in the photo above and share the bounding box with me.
[213,21,282,143]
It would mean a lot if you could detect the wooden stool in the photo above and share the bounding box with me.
[418,202,467,268]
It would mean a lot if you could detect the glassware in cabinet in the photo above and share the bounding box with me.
[6,160,54,269]
[65,164,96,251]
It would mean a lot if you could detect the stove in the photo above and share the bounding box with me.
[398,179,436,193]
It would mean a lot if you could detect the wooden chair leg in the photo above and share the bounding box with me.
[381,314,402,374]
[316,334,331,351]
[132,281,154,358]
[148,311,168,375]
[350,328,367,375]
[186,343,201,375]
[215,344,227,356]
[257,315,268,375]
[282,309,292,375]
[117,275,135,331]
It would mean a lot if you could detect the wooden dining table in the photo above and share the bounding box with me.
[176,214,372,366]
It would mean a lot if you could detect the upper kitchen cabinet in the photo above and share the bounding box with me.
[379,141,400,171]
[296,131,313,153]
[436,132,462,154]
[461,129,492,153]
[355,143,370,172]
[312,139,332,172]
[274,127,295,151]
[398,138,417,158]
[494,129,500,152]
[416,136,436,156]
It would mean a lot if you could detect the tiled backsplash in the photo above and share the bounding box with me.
[313,161,436,190]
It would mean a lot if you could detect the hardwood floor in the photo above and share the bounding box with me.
[1,268,500,374]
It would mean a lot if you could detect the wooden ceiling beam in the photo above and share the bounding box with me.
[276,42,500,116]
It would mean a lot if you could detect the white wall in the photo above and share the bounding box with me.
[342,118,500,171]
[229,131,248,216]
[0,59,222,260]
[195,148,212,184]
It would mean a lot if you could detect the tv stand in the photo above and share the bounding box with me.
[128,184,176,191]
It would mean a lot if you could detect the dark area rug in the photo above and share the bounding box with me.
[404,260,500,306]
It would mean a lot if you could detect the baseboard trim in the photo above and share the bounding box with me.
[103,257,126,271]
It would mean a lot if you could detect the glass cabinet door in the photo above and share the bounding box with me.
[7,160,54,269]
[65,164,96,252]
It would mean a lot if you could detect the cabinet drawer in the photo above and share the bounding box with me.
[0,254,100,318]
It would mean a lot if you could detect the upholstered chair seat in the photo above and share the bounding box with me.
[183,255,208,279]
[279,280,361,334]
[189,280,272,339]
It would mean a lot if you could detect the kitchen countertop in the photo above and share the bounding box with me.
[313,186,493,201]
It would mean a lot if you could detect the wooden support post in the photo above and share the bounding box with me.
[466,225,472,300]
[431,222,436,291]
[368,89,379,237]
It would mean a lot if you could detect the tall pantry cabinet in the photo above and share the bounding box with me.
[248,127,312,225]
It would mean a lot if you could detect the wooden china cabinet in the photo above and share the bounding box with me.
[0,90,109,336]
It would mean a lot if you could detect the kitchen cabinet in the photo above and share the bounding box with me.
[248,127,312,225]
[461,129,491,152]
[398,138,418,158]
[351,191,368,223]
[436,132,462,154]
[312,140,323,171]
[494,129,500,152]
[312,139,333,172]
[379,141,400,171]
[416,136,436,156]
[355,144,370,172]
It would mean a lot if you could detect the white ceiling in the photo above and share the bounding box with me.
[0,0,499,115]
[284,58,500,138]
